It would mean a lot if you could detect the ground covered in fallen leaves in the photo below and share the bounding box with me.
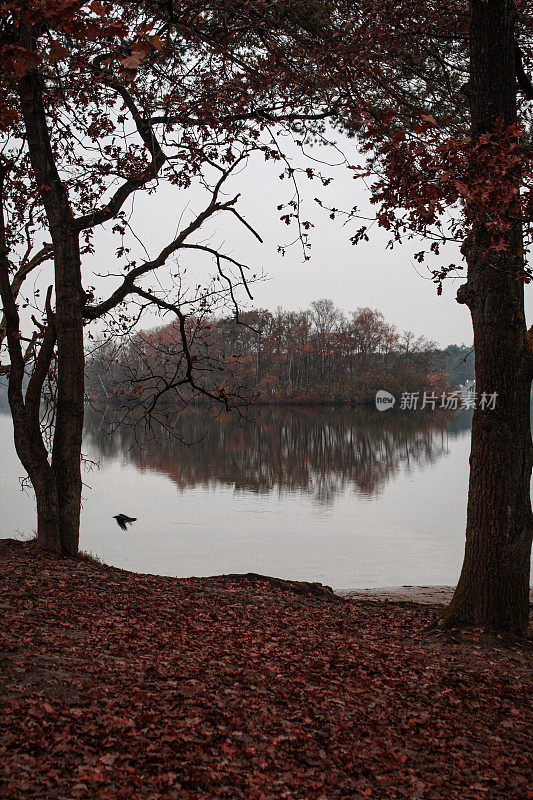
[0,540,531,800]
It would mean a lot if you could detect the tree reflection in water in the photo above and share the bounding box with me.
[84,406,472,505]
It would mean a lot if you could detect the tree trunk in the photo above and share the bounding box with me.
[32,473,61,552]
[18,70,85,557]
[442,0,532,636]
[51,235,85,557]
[444,230,533,635]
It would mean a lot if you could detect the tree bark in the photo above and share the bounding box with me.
[18,70,85,557]
[442,0,532,636]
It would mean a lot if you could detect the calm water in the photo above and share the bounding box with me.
[1,405,478,589]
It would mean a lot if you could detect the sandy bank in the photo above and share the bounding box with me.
[339,585,533,605]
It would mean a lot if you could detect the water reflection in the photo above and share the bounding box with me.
[84,406,472,505]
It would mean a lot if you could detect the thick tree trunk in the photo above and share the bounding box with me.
[51,235,85,557]
[32,473,60,551]
[443,231,532,634]
[442,0,532,635]
[18,70,85,557]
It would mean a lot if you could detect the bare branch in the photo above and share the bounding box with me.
[178,244,254,301]
[129,286,229,411]
[0,242,53,348]
[225,207,263,243]
[84,164,252,321]
[25,286,56,443]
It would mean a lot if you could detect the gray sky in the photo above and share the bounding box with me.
[83,133,532,349]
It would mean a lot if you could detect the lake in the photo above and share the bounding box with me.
[1,405,481,590]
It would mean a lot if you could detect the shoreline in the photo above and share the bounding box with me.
[337,585,458,604]
[338,585,533,604]
[3,540,532,607]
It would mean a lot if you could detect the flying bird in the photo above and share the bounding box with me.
[113,514,137,531]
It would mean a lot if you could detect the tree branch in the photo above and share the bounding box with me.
[0,242,53,349]
[84,164,249,321]
[149,106,338,127]
[73,84,166,232]
[25,285,55,444]
[129,286,229,410]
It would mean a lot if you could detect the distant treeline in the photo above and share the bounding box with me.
[85,300,475,407]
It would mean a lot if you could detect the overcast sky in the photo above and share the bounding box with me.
[83,131,532,349]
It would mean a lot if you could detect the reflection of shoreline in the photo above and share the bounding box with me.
[84,406,469,505]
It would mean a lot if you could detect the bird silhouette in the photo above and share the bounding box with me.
[113,514,137,531]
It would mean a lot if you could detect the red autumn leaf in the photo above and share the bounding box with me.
[120,47,147,71]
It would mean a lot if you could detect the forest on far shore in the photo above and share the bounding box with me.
[83,301,475,409]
